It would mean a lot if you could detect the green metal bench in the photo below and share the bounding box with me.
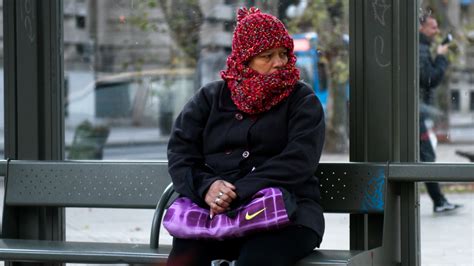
[0,160,391,265]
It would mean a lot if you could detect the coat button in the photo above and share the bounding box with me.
[235,113,243,120]
[242,151,250,158]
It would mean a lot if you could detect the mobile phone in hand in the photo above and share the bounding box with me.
[442,33,453,45]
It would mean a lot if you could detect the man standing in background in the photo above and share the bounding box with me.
[460,0,472,24]
[419,14,462,213]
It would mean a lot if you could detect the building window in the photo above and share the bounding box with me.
[451,90,460,111]
[75,44,84,54]
[470,91,474,111]
[76,16,86,29]
[223,21,234,32]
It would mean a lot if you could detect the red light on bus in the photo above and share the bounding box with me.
[293,39,310,51]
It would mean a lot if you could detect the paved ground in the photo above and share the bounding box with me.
[62,192,473,265]
[62,142,474,265]
[419,193,474,266]
[319,142,474,163]
[1,143,474,265]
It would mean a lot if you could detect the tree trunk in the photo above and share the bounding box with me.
[325,77,349,153]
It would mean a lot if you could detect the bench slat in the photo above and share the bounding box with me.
[297,249,368,266]
[2,161,388,266]
[318,163,386,213]
[5,161,171,208]
[0,239,170,264]
[5,161,386,214]
[0,239,367,266]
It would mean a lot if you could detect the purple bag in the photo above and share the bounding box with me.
[163,187,293,240]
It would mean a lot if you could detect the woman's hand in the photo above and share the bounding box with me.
[205,180,237,218]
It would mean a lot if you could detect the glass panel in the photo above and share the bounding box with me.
[63,0,349,162]
[0,0,5,221]
[419,1,474,158]
[64,0,188,161]
[0,0,3,159]
[419,2,474,264]
[63,0,349,249]
[289,6,350,162]
[0,0,4,252]
[287,2,350,250]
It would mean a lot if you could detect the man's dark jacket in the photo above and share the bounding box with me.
[419,32,449,162]
[419,33,449,105]
[167,80,325,240]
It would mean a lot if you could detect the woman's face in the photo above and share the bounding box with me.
[248,47,289,75]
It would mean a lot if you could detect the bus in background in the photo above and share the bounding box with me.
[292,32,328,110]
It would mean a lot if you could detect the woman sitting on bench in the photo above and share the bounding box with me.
[166,7,325,266]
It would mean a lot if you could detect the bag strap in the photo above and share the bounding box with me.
[211,259,237,266]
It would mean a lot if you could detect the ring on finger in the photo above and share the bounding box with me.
[218,191,224,197]
[214,197,221,204]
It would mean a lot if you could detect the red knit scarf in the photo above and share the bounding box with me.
[221,56,300,115]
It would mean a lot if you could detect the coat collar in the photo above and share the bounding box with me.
[419,33,432,46]
[218,81,239,111]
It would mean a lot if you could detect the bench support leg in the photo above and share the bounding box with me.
[400,183,420,266]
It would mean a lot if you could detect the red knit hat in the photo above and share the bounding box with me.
[231,7,295,64]
[220,7,300,115]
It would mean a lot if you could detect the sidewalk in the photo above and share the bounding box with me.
[64,192,473,265]
[65,125,474,150]
[1,131,473,265]
[62,142,474,265]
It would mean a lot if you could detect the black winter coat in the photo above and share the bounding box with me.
[419,33,449,106]
[167,80,325,240]
[419,33,449,162]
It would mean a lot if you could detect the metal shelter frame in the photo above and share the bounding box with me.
[3,1,465,266]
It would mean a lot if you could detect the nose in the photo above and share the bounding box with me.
[273,56,286,68]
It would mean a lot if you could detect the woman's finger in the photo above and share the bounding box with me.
[215,196,230,208]
[218,193,231,204]
[220,186,237,200]
[211,202,226,213]
[217,199,230,209]
[205,180,225,202]
[222,180,236,190]
[204,193,215,207]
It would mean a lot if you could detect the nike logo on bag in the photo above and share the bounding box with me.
[245,208,266,220]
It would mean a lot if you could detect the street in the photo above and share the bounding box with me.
[97,141,474,163]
